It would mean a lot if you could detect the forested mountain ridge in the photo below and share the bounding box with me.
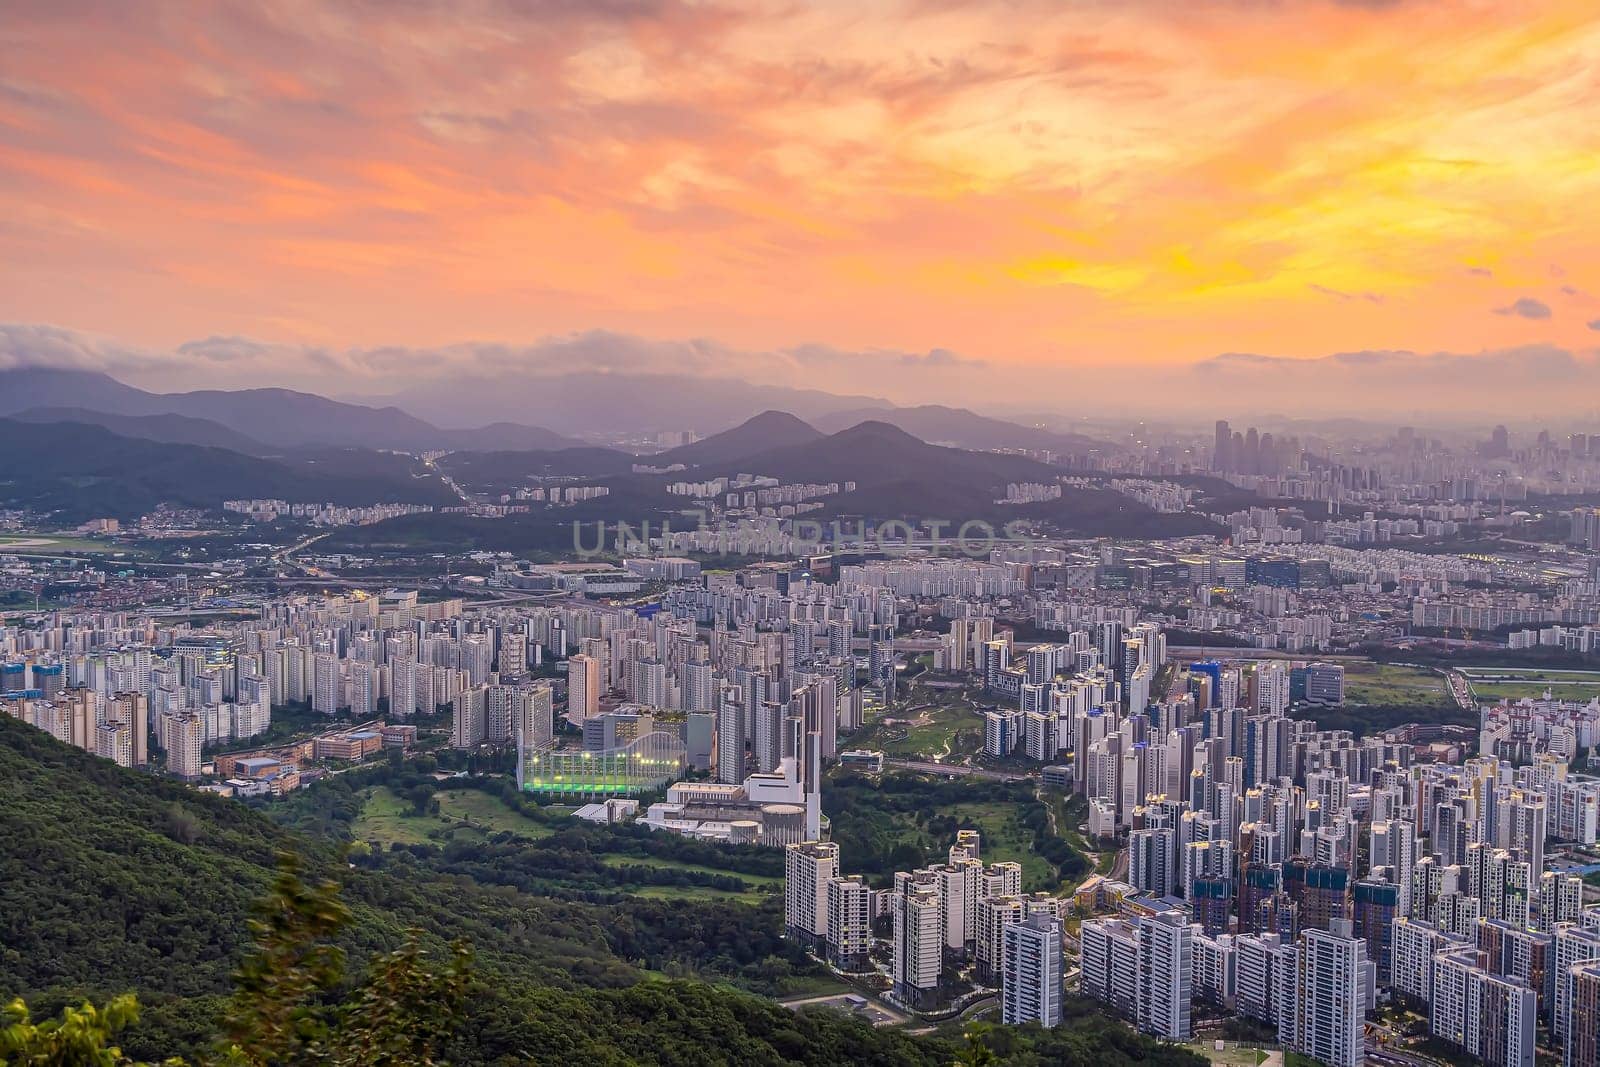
[0,715,1209,1067]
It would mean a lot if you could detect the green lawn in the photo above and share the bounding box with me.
[861,686,984,759]
[1470,681,1600,702]
[943,800,1057,888]
[1343,662,1451,707]
[0,533,147,555]
[631,884,770,905]
[351,785,562,847]
[599,852,782,887]
[1459,668,1600,682]
[351,786,440,846]
[350,787,784,904]
[600,852,782,905]
[1459,669,1600,704]
[1187,1042,1268,1067]
[436,788,563,837]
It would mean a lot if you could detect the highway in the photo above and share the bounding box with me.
[1445,669,1476,710]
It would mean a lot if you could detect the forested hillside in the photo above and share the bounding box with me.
[0,716,1208,1066]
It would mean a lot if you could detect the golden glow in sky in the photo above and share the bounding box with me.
[2,0,1599,389]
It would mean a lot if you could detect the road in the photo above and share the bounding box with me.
[1445,669,1476,710]
[419,452,475,505]
[0,548,216,572]
[270,531,331,564]
[1107,844,1129,880]
[1366,1042,1438,1067]
[956,995,997,1020]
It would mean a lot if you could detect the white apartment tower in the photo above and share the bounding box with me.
[1138,909,1193,1041]
[784,841,839,951]
[165,713,204,779]
[826,875,871,972]
[892,875,944,1010]
[1289,919,1368,1067]
[312,652,340,715]
[1002,913,1063,1028]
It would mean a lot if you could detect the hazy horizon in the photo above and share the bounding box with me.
[2,322,1600,427]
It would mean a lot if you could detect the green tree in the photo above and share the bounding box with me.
[953,1024,998,1067]
[216,853,350,1066]
[215,852,471,1067]
[324,937,471,1067]
[0,994,168,1066]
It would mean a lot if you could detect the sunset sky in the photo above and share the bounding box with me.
[3,0,1600,412]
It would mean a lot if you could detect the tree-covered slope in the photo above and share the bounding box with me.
[0,717,940,1063]
[0,716,1210,1067]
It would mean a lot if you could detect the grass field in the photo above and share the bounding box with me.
[351,785,563,847]
[1470,681,1600,702]
[598,851,783,887]
[598,843,783,904]
[1187,1042,1269,1067]
[630,883,771,904]
[1461,668,1600,703]
[351,786,439,846]
[1460,668,1600,682]
[1343,662,1451,707]
[0,533,144,555]
[350,786,785,905]
[943,800,1056,887]
[862,685,984,759]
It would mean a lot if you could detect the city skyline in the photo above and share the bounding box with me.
[9,2,1600,1062]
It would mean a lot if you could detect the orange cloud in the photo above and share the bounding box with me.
[0,0,1597,385]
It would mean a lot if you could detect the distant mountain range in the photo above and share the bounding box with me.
[0,368,581,452]
[0,367,1111,458]
[808,404,1105,456]
[0,418,455,521]
[0,366,1187,535]
[344,372,890,435]
[716,419,1056,490]
[6,406,273,454]
[657,411,823,468]
[654,414,1216,536]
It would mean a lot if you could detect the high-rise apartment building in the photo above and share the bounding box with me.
[826,875,871,972]
[567,653,600,719]
[1082,908,1191,1041]
[165,713,204,779]
[892,875,944,1010]
[715,690,745,784]
[312,652,340,715]
[1288,919,1368,1067]
[784,841,838,952]
[1569,962,1600,1067]
[1002,914,1063,1028]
